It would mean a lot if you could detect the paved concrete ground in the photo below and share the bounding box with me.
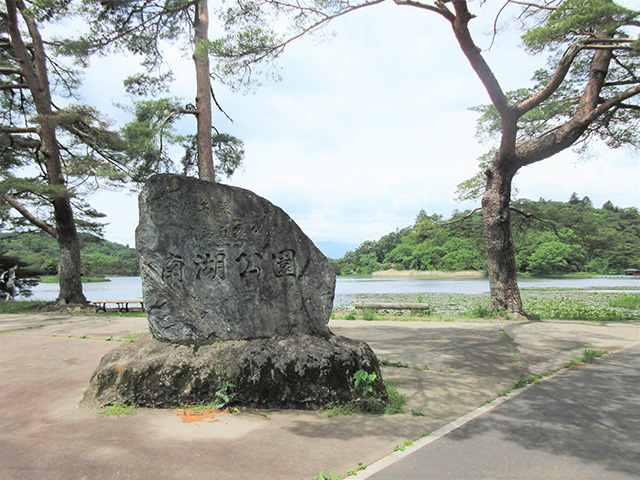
[0,315,638,480]
[366,344,640,480]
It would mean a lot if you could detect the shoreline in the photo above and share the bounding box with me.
[371,269,485,278]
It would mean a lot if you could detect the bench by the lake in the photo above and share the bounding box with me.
[91,300,144,313]
[354,302,430,312]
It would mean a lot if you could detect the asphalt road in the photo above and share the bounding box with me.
[368,344,640,480]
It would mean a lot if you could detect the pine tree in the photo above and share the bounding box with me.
[75,0,246,182]
[1,0,127,303]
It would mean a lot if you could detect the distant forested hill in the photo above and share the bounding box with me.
[0,231,139,277]
[333,195,640,276]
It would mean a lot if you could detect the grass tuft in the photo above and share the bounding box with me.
[0,300,55,314]
[498,370,557,397]
[97,403,136,417]
[325,379,406,417]
[569,348,607,367]
[393,440,414,451]
[607,294,640,310]
[380,359,410,368]
[121,332,140,342]
[361,309,378,321]
[314,472,343,480]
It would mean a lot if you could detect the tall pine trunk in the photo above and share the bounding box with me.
[6,0,87,304]
[193,0,215,182]
[41,127,87,305]
[481,160,524,317]
[54,198,87,304]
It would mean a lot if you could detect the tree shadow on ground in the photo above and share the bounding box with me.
[333,324,523,377]
[283,324,532,443]
[447,348,640,477]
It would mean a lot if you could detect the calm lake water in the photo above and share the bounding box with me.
[25,275,639,304]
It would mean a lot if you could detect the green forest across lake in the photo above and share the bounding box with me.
[1,195,639,284]
[0,232,139,279]
[332,195,640,276]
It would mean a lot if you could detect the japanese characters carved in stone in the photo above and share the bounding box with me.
[136,174,336,342]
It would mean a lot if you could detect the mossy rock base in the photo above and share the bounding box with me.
[81,333,386,409]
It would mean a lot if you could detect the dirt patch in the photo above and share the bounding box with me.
[173,408,230,423]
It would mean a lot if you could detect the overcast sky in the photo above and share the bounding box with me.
[77,1,639,248]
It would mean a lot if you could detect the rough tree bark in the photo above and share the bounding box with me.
[481,158,524,316]
[193,0,216,182]
[5,0,87,304]
[439,1,638,317]
[445,0,528,316]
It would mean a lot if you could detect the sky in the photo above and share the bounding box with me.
[76,1,639,250]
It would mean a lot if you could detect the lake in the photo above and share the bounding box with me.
[25,275,639,306]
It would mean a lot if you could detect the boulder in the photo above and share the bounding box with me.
[82,175,387,411]
[136,174,336,342]
[81,333,387,410]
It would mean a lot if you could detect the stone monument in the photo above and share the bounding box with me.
[136,174,335,342]
[82,174,386,410]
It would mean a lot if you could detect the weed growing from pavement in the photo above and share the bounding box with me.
[98,403,136,417]
[498,370,558,397]
[102,333,141,342]
[569,348,607,367]
[494,347,608,400]
[380,359,410,368]
[393,440,414,452]
[384,381,406,414]
[62,334,91,340]
[346,463,367,476]
[325,377,406,417]
[499,329,512,343]
[314,472,342,480]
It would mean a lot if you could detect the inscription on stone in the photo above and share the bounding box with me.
[274,249,296,277]
[136,174,336,342]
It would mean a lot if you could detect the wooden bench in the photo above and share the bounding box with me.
[91,300,144,313]
[354,302,431,312]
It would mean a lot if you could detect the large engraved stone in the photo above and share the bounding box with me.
[136,174,336,342]
[81,333,387,410]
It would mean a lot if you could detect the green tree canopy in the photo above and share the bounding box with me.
[65,0,247,183]
[334,196,640,277]
[0,0,134,303]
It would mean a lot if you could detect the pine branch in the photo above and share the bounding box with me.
[394,0,456,21]
[2,192,57,238]
[446,0,516,156]
[618,103,640,111]
[0,125,39,133]
[517,38,636,117]
[156,108,198,132]
[210,85,233,123]
[440,208,482,225]
[0,66,22,75]
[507,1,557,12]
[584,85,640,124]
[214,0,387,72]
[0,83,29,90]
[510,205,564,239]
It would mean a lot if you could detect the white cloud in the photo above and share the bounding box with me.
[515,147,640,208]
[80,2,638,249]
